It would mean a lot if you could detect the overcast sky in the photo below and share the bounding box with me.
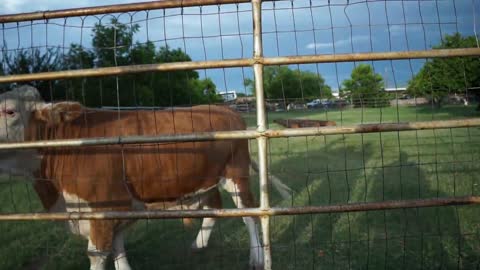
[1,0,479,95]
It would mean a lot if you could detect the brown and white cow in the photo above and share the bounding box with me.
[0,85,291,270]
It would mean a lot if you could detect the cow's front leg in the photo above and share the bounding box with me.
[191,188,222,251]
[87,238,109,270]
[191,215,216,250]
[113,230,132,270]
[87,220,116,270]
[220,178,264,269]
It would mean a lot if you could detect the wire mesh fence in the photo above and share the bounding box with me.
[0,0,479,269]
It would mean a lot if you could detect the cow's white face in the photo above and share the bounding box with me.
[0,85,43,143]
[0,85,83,176]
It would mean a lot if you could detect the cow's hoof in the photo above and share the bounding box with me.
[249,264,264,270]
[190,243,207,253]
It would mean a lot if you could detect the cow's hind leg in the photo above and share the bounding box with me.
[220,177,264,269]
[191,188,222,250]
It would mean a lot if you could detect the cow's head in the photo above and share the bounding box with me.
[0,85,83,176]
[0,85,83,143]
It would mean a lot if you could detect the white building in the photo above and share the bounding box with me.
[384,87,407,93]
[218,90,238,102]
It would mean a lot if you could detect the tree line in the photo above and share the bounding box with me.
[407,33,480,107]
[1,21,476,109]
[246,33,479,108]
[0,19,221,107]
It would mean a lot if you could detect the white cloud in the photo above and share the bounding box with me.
[306,42,330,50]
[306,35,370,50]
[0,0,28,14]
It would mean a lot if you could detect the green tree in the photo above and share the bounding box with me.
[2,48,62,100]
[407,33,480,106]
[63,19,221,107]
[244,66,332,100]
[1,19,221,106]
[149,46,202,106]
[61,44,98,104]
[188,78,219,104]
[92,18,139,67]
[341,64,387,107]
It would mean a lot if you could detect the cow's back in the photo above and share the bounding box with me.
[28,105,249,206]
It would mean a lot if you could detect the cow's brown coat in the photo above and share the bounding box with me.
[28,104,254,253]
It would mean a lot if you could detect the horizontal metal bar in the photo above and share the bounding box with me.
[0,130,255,150]
[274,118,480,137]
[0,118,479,150]
[262,48,480,65]
[0,48,479,83]
[0,59,253,83]
[0,0,252,23]
[0,196,478,221]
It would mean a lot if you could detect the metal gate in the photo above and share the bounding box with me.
[0,0,480,269]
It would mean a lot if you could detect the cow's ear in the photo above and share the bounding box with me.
[33,102,84,125]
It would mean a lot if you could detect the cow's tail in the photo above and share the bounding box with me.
[250,160,293,200]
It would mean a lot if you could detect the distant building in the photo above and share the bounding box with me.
[384,87,407,93]
[218,90,238,102]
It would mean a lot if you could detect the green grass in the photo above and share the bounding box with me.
[1,105,479,269]
[243,104,480,127]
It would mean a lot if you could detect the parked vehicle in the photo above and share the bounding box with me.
[307,99,331,108]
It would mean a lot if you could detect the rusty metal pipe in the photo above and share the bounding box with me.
[0,0,254,23]
[0,196,478,221]
[0,49,479,84]
[0,118,479,150]
[262,48,480,65]
[0,58,253,83]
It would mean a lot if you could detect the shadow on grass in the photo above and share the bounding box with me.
[267,137,376,269]
[1,134,479,269]
[268,142,480,270]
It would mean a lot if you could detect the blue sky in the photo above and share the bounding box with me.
[1,0,479,95]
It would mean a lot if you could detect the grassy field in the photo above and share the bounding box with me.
[1,105,480,269]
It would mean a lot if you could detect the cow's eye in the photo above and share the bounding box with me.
[4,110,15,117]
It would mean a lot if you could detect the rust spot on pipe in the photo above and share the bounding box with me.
[359,124,382,133]
[273,119,337,128]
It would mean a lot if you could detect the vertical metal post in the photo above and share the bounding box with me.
[252,0,272,269]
